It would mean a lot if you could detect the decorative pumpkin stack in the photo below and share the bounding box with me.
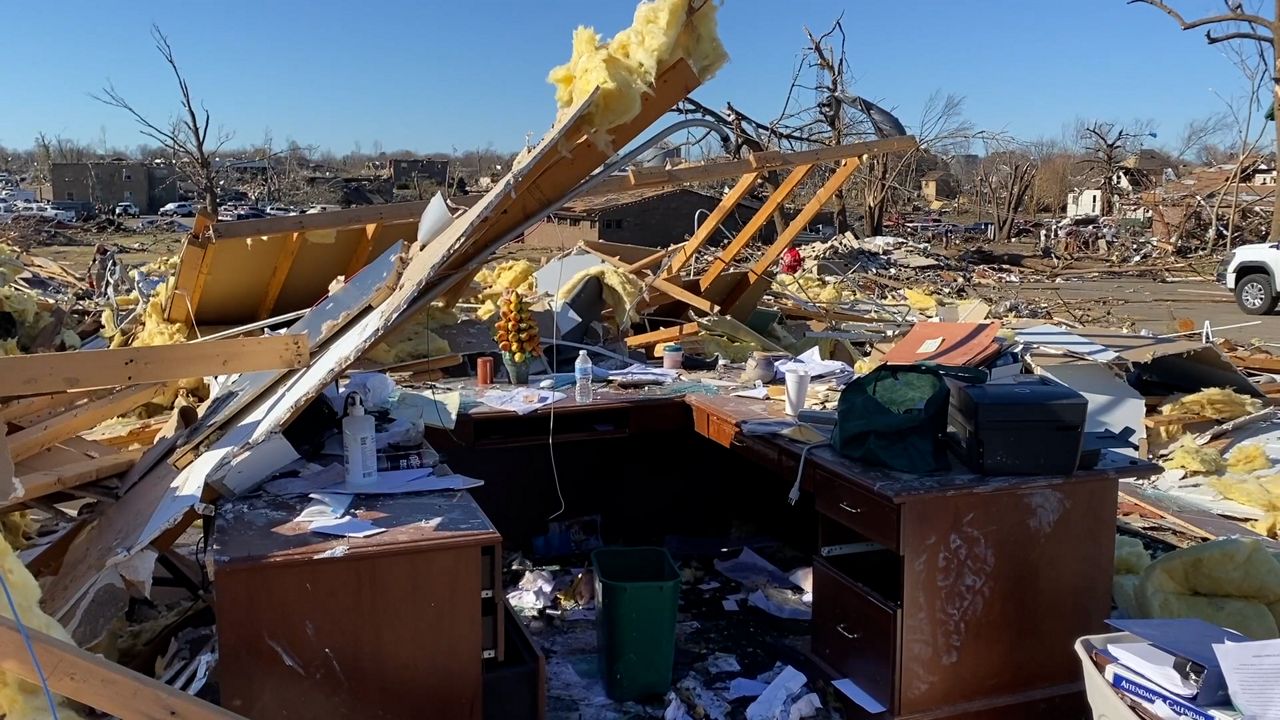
[494,289,539,384]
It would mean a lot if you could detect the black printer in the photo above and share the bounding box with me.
[948,376,1087,475]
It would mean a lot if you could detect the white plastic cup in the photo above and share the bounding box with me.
[784,368,810,416]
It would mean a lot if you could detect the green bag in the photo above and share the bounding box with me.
[832,363,986,473]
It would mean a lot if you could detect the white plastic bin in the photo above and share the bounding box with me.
[1075,631,1142,720]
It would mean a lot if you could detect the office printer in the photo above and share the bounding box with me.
[948,376,1086,475]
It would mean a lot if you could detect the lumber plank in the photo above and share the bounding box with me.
[1231,355,1280,373]
[0,616,245,720]
[626,245,681,273]
[3,449,143,512]
[7,383,166,462]
[625,322,702,348]
[0,335,308,398]
[164,211,213,324]
[663,171,761,276]
[699,164,816,291]
[724,158,864,317]
[0,391,99,426]
[345,222,382,279]
[257,232,305,321]
[588,135,918,196]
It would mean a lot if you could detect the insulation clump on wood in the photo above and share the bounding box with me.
[547,0,728,148]
[1228,443,1273,474]
[1161,439,1227,475]
[1113,535,1151,618]
[557,265,645,327]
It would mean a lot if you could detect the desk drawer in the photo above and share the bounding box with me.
[813,558,897,711]
[814,469,899,551]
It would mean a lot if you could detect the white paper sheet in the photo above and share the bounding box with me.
[715,548,797,589]
[746,665,807,720]
[726,678,769,700]
[1214,638,1280,719]
[326,472,482,496]
[479,388,566,415]
[706,653,741,674]
[732,387,771,400]
[774,347,851,381]
[308,517,386,538]
[748,587,812,620]
[833,678,887,714]
[295,492,354,522]
[1110,642,1199,697]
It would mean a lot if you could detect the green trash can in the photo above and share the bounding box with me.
[592,546,680,701]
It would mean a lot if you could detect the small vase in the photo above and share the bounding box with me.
[503,353,530,385]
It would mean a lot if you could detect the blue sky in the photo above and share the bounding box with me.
[0,0,1259,155]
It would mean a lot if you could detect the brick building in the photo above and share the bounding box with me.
[48,161,178,213]
[521,187,772,251]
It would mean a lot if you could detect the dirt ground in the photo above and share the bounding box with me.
[994,277,1280,344]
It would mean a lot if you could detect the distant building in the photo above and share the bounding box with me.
[49,160,177,213]
[388,158,449,189]
[920,170,959,202]
[521,187,771,250]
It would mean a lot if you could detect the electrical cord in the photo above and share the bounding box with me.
[0,573,60,719]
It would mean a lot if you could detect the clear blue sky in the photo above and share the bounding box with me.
[0,0,1259,155]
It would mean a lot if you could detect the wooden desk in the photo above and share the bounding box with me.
[687,394,1162,719]
[213,491,502,720]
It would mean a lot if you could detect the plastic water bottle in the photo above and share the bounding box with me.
[574,350,593,403]
[341,393,377,487]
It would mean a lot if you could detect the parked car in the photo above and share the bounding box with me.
[159,202,196,217]
[114,202,140,218]
[1219,243,1280,315]
[265,205,296,216]
[0,201,14,214]
[217,208,268,222]
[17,204,75,222]
[305,204,343,214]
[962,222,994,235]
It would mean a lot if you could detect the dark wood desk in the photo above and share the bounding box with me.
[688,394,1162,719]
[213,491,503,720]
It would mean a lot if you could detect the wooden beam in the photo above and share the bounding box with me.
[164,211,214,324]
[345,222,382,279]
[1231,355,1280,373]
[0,616,246,720]
[723,158,864,317]
[625,245,682,274]
[699,164,816,291]
[587,135,917,196]
[257,232,305,321]
[3,449,143,512]
[663,171,761,277]
[0,335,309,398]
[0,391,98,426]
[625,322,701,348]
[7,383,167,462]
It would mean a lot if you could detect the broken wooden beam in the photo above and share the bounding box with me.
[0,616,245,720]
[0,335,309,398]
[2,449,143,512]
[7,383,167,462]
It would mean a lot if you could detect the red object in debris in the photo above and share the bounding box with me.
[780,247,803,274]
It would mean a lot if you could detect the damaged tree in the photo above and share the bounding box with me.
[975,142,1037,241]
[1078,122,1150,218]
[92,24,230,215]
[1129,0,1280,240]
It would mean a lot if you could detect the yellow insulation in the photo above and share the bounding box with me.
[903,288,938,314]
[1135,537,1280,639]
[1161,388,1263,421]
[0,536,80,718]
[1161,440,1226,475]
[558,265,645,327]
[1228,444,1273,474]
[366,305,456,365]
[1209,474,1280,512]
[773,273,858,305]
[548,0,727,147]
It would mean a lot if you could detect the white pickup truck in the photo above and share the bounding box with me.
[1219,242,1280,314]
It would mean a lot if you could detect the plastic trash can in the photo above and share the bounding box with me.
[592,546,680,701]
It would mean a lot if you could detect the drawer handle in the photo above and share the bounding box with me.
[838,502,862,514]
[837,623,861,640]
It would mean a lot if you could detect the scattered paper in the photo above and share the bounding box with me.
[706,653,741,674]
[308,517,385,538]
[746,666,807,720]
[833,678,887,714]
[916,337,944,354]
[1110,642,1199,697]
[480,388,566,415]
[262,463,345,496]
[715,548,795,589]
[722,598,739,612]
[1214,638,1280,719]
[788,693,822,719]
[748,587,812,621]
[732,387,772,400]
[774,347,851,381]
[788,567,813,594]
[598,364,680,384]
[726,677,769,700]
[394,389,461,430]
[698,581,721,591]
[508,570,556,613]
[295,492,354,522]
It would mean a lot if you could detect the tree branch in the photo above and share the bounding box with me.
[1206,29,1275,43]
[1127,0,1271,30]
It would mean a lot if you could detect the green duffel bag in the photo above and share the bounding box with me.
[831,363,986,473]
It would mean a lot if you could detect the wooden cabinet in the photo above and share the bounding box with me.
[811,467,1120,718]
[212,490,502,720]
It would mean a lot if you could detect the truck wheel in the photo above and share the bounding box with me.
[1236,274,1279,315]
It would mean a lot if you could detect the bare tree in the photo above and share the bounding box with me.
[1170,112,1233,162]
[974,139,1038,241]
[91,24,231,214]
[1078,122,1152,217]
[1129,0,1280,238]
